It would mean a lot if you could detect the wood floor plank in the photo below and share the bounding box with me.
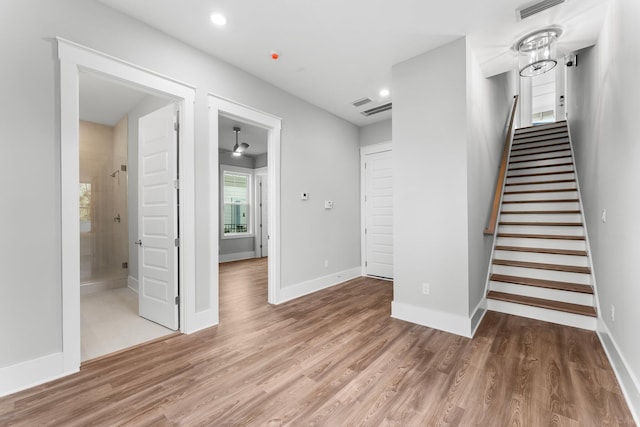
[0,258,633,425]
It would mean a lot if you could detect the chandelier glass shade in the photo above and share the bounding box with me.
[518,29,560,77]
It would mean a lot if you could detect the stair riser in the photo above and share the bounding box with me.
[498,225,584,236]
[511,143,571,157]
[501,202,580,212]
[511,140,571,153]
[491,265,591,284]
[489,281,594,306]
[503,191,578,202]
[499,213,583,222]
[494,250,589,266]
[506,173,576,185]
[486,300,596,330]
[511,150,573,163]
[496,237,587,251]
[505,182,576,192]
[508,165,574,176]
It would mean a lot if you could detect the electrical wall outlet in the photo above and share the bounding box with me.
[601,208,607,223]
[324,259,329,268]
[422,283,430,295]
[324,200,333,209]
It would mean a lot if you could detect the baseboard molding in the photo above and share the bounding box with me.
[279,267,361,304]
[127,275,139,293]
[597,319,640,425]
[80,277,127,295]
[0,352,77,397]
[187,308,219,334]
[219,251,256,263]
[470,299,488,337]
[391,301,473,338]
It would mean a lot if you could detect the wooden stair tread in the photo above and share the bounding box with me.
[515,121,566,132]
[493,259,591,274]
[510,147,571,158]
[509,154,572,164]
[504,188,576,195]
[513,133,569,145]
[511,140,570,152]
[502,199,579,204]
[497,233,585,240]
[499,221,583,226]
[506,179,576,186]
[494,245,588,257]
[487,291,596,317]
[508,170,574,178]
[508,162,574,172]
[501,210,581,214]
[490,273,593,293]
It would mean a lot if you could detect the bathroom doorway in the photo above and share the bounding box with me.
[78,72,174,361]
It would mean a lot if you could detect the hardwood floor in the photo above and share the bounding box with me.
[0,257,634,425]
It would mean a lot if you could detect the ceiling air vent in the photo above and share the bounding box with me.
[352,97,372,108]
[516,0,565,20]
[360,102,392,117]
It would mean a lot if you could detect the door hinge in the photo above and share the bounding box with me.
[175,238,180,247]
[173,179,180,189]
[365,195,367,202]
[365,228,367,235]
[175,295,180,305]
[174,114,180,132]
[365,261,368,267]
[364,162,367,169]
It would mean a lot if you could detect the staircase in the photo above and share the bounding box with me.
[486,121,598,330]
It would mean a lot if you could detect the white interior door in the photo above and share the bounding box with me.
[138,103,179,330]
[258,174,268,257]
[364,150,393,279]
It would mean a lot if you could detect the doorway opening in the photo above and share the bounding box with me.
[59,38,198,374]
[209,95,282,306]
[520,64,566,127]
[78,72,177,361]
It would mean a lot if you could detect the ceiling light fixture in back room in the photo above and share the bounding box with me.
[232,126,249,157]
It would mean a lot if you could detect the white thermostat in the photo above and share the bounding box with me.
[301,192,309,200]
[324,200,333,209]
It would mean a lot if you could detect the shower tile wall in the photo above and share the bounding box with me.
[79,118,129,288]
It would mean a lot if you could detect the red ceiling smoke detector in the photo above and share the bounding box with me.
[271,52,279,61]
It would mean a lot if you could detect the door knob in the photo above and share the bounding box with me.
[134,240,143,246]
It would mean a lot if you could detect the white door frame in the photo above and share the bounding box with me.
[58,38,196,374]
[360,141,392,277]
[209,95,282,304]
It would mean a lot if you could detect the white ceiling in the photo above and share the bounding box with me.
[98,0,610,127]
[218,115,268,156]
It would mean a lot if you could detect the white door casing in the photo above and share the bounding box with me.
[138,103,179,330]
[361,143,393,279]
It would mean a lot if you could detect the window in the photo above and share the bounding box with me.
[79,182,92,232]
[222,168,252,237]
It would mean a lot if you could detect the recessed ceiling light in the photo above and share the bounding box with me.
[379,88,390,98]
[210,13,227,26]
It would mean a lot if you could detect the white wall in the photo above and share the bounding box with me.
[391,39,471,334]
[465,45,517,316]
[0,0,359,371]
[566,0,640,417]
[359,119,392,147]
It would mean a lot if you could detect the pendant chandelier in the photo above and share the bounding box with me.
[517,28,562,77]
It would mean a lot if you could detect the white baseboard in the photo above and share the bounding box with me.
[279,267,361,304]
[186,308,219,334]
[0,352,77,397]
[597,319,640,425]
[127,275,139,293]
[219,251,256,263]
[391,301,474,338]
[470,299,488,337]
